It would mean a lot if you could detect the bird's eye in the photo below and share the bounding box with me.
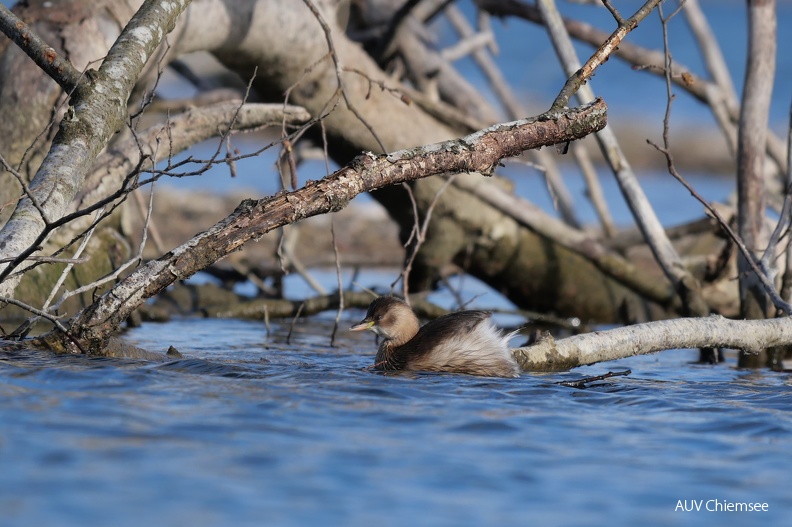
[374,315,381,322]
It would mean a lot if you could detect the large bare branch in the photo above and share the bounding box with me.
[42,99,608,353]
[0,0,192,296]
[514,315,792,372]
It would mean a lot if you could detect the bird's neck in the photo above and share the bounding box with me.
[375,341,402,370]
[375,314,420,370]
[388,309,420,345]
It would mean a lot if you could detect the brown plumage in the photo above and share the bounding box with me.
[349,296,520,378]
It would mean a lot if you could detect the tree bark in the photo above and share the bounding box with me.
[0,0,191,298]
[0,0,142,214]
[514,315,792,371]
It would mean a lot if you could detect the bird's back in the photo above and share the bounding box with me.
[398,311,520,377]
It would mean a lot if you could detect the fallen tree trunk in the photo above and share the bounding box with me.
[0,0,192,298]
[0,0,741,329]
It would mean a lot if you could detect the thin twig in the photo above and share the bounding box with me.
[0,296,81,351]
[301,0,388,152]
[0,256,88,264]
[330,219,344,347]
[557,369,631,388]
[549,0,663,109]
[49,181,156,313]
[397,175,457,303]
[286,302,305,345]
[761,184,792,277]
[43,207,105,311]
[649,138,792,315]
[133,189,165,254]
[130,37,172,122]
[0,152,50,223]
[600,1,625,25]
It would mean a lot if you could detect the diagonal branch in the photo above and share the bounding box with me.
[549,0,662,109]
[0,4,84,93]
[41,99,608,354]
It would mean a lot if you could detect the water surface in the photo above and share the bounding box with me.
[1,316,790,526]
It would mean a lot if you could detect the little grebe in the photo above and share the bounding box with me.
[349,296,520,378]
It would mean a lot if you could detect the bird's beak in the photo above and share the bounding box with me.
[349,319,374,332]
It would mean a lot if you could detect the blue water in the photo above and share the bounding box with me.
[1,317,790,527]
